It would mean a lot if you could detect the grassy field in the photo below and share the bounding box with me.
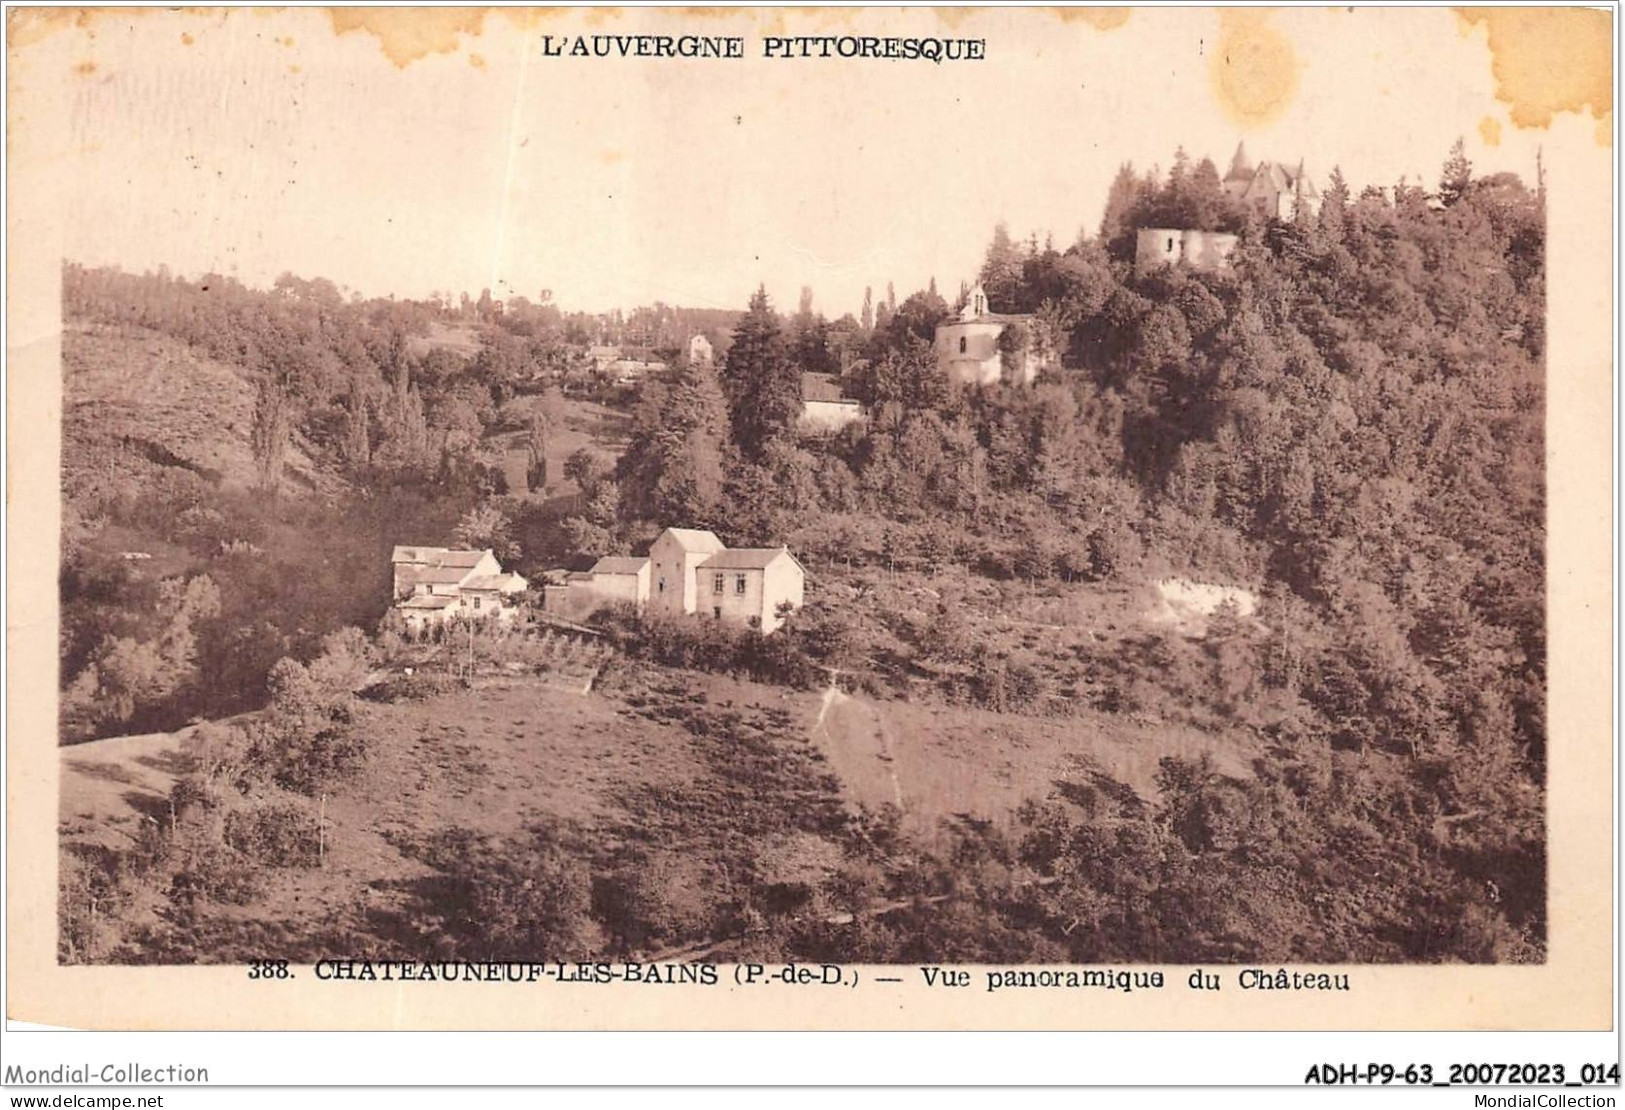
[62,598,1262,962]
[812,688,1258,843]
[491,392,631,501]
[62,322,333,500]
[61,728,201,852]
[404,320,483,359]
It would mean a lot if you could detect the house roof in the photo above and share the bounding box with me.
[414,566,480,585]
[1250,159,1318,198]
[397,594,458,611]
[700,546,797,571]
[801,372,845,402]
[391,546,491,568]
[464,573,528,592]
[658,527,725,553]
[938,313,1031,330]
[392,545,448,564]
[591,556,650,575]
[1225,141,1252,181]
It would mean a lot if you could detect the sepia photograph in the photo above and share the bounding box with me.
[5,4,1614,1040]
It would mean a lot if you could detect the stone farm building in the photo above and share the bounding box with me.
[390,546,529,630]
[545,527,806,633]
[933,284,1057,387]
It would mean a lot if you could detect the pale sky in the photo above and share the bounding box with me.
[17,6,1568,317]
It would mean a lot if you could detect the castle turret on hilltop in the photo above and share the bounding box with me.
[1223,141,1320,221]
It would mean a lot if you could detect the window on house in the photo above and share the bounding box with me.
[473,596,481,610]
[713,606,722,620]
[735,574,747,595]
[958,336,967,354]
[713,574,724,594]
[658,577,665,593]
[1166,236,1175,251]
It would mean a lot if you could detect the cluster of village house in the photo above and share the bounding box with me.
[390,546,531,631]
[391,527,806,635]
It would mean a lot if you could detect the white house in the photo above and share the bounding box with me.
[390,546,528,630]
[544,527,805,633]
[696,546,806,633]
[649,527,727,619]
[688,334,714,365]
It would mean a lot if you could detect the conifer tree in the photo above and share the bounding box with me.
[341,385,370,470]
[1098,162,1142,248]
[618,359,729,523]
[1320,165,1351,238]
[250,380,291,493]
[1439,137,1473,207]
[720,286,800,460]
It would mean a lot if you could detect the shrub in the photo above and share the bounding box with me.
[307,626,377,694]
[167,825,263,907]
[253,656,369,792]
[58,852,121,964]
[223,798,323,868]
[359,670,464,703]
[423,823,599,961]
[169,773,223,823]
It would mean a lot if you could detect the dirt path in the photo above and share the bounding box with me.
[810,682,905,814]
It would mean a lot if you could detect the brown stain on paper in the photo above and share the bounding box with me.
[1478,115,1502,147]
[1210,9,1299,127]
[327,8,489,68]
[7,7,97,51]
[1054,8,1130,32]
[1456,7,1612,144]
